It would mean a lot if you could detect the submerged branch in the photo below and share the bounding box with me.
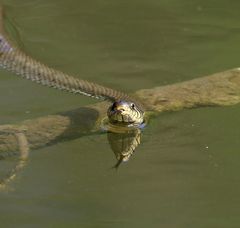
[1,68,240,153]
[136,68,240,112]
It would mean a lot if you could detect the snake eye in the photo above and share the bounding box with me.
[131,103,135,109]
[111,102,117,111]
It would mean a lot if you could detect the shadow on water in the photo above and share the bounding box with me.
[57,106,100,140]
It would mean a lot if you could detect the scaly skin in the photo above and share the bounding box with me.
[0,4,144,126]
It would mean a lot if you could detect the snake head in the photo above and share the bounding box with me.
[107,100,144,126]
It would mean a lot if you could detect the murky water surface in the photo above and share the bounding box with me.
[1,0,240,227]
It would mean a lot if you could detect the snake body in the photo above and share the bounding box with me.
[0,33,131,102]
[0,5,144,126]
[0,6,146,185]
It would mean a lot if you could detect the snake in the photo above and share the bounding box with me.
[0,5,146,177]
[0,5,145,127]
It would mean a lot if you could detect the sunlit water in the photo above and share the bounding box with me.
[1,0,240,227]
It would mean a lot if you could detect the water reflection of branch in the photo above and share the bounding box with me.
[0,131,29,191]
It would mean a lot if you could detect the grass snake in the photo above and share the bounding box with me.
[0,5,145,127]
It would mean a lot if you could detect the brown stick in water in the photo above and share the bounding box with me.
[0,68,240,154]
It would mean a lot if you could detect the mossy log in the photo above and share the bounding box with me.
[0,68,240,154]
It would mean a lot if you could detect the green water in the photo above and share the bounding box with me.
[1,0,240,227]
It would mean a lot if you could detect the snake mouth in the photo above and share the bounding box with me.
[110,112,127,123]
[108,109,132,124]
[113,109,124,114]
